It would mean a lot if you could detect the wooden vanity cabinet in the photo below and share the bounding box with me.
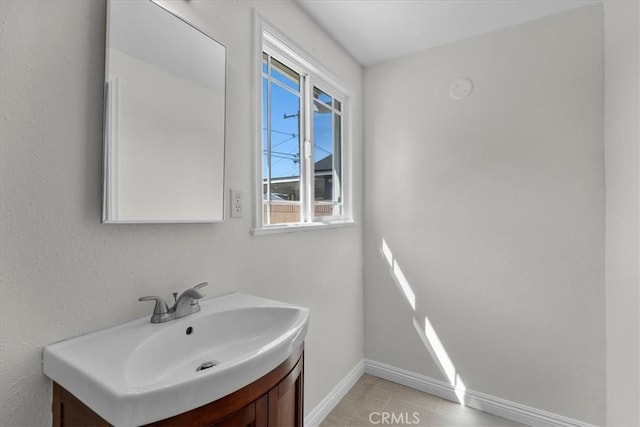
[52,346,304,427]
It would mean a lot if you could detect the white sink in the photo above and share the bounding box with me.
[43,293,309,426]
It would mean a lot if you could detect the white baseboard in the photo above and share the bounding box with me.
[304,360,365,427]
[364,359,597,427]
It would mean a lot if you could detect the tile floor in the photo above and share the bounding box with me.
[320,374,526,427]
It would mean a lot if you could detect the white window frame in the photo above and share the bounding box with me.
[252,14,353,235]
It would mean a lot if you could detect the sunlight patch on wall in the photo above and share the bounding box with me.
[382,238,466,405]
[413,317,466,405]
[393,263,416,310]
[381,239,416,310]
[382,238,393,267]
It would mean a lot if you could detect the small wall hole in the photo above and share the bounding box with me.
[186,326,193,335]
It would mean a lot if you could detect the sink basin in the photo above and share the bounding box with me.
[43,293,309,426]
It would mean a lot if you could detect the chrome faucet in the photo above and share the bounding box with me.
[139,282,207,323]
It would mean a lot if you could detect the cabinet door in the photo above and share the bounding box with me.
[212,393,267,427]
[52,383,111,427]
[210,402,255,427]
[268,358,303,427]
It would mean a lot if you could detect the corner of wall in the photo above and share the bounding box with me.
[603,1,640,426]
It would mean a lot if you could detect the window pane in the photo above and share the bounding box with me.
[262,77,269,188]
[335,99,342,112]
[313,99,342,217]
[270,84,300,183]
[263,75,302,225]
[333,113,342,213]
[313,86,332,106]
[271,58,299,92]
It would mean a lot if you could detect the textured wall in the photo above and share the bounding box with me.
[0,1,363,426]
[604,1,640,426]
[363,6,605,425]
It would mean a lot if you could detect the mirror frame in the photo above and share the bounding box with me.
[102,0,227,224]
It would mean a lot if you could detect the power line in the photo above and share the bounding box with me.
[263,150,299,162]
[264,127,297,138]
[314,145,331,155]
[272,135,296,149]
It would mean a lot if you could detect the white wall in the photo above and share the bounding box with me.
[363,5,605,425]
[603,2,640,426]
[0,1,363,426]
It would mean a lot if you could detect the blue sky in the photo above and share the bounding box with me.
[262,61,335,180]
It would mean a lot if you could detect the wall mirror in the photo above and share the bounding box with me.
[103,0,226,223]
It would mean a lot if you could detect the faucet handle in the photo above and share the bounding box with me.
[138,296,170,323]
[194,282,208,290]
[192,283,207,301]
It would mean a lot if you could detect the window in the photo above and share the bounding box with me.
[256,24,351,232]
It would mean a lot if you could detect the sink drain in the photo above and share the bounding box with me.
[196,361,217,372]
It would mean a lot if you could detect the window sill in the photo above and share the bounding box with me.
[251,219,355,236]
